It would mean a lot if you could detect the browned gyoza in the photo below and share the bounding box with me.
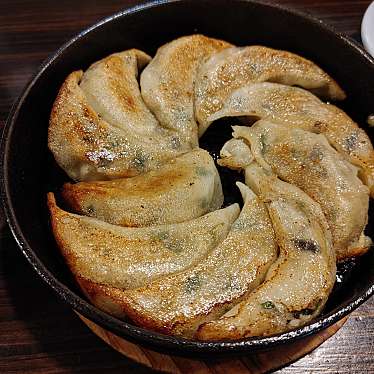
[209,82,374,196]
[48,193,239,290]
[141,34,232,148]
[197,163,336,340]
[75,183,278,338]
[195,45,345,135]
[47,34,372,342]
[62,148,223,227]
[221,122,371,261]
[48,49,187,182]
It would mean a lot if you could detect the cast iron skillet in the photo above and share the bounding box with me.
[1,0,374,357]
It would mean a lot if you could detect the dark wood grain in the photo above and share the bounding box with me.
[76,313,350,374]
[0,1,373,373]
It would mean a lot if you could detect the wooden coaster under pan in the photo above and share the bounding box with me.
[77,312,348,374]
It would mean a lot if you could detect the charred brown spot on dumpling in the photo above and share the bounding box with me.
[82,106,95,120]
[312,121,327,133]
[293,238,320,253]
[82,134,96,144]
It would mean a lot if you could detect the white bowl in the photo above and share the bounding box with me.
[362,1,374,57]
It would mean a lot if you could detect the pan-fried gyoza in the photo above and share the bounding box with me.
[62,149,223,227]
[208,82,374,196]
[141,35,232,148]
[48,193,239,290]
[195,46,345,135]
[219,122,370,261]
[197,163,336,340]
[47,35,372,341]
[48,49,187,182]
[67,183,277,337]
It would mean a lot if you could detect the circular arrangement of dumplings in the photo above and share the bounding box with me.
[48,35,373,340]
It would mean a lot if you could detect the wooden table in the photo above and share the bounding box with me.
[0,0,373,372]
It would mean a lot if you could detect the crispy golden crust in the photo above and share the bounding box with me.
[195,45,346,133]
[48,191,239,290]
[48,70,139,181]
[50,185,276,338]
[339,246,370,260]
[60,148,224,227]
[76,276,129,319]
[231,122,370,261]
[46,36,372,341]
[106,184,277,338]
[338,233,372,261]
[141,35,233,148]
[47,193,78,270]
[196,163,336,341]
[48,49,185,182]
[209,82,374,197]
[75,276,242,336]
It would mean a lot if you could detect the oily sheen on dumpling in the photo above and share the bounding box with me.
[208,82,374,196]
[195,45,345,135]
[47,35,372,342]
[62,148,223,227]
[74,183,277,337]
[140,35,232,148]
[229,122,371,261]
[197,163,336,340]
[48,49,185,182]
[48,193,239,290]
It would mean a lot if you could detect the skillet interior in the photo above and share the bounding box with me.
[2,0,374,356]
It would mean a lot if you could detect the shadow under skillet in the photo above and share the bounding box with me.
[0,222,152,373]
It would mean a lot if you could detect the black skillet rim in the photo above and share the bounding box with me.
[1,0,374,355]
